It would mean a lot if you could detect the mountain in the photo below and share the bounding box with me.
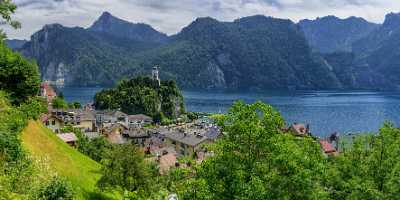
[142,15,341,89]
[18,13,344,90]
[21,22,161,86]
[350,12,400,89]
[299,16,378,53]
[5,39,27,49]
[89,12,168,43]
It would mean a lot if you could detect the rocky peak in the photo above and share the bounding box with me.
[89,11,168,43]
[383,12,400,29]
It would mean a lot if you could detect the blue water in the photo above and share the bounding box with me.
[57,87,400,137]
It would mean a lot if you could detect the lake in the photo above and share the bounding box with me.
[57,87,400,137]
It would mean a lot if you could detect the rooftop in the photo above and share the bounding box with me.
[57,133,78,143]
[319,140,336,153]
[164,131,208,147]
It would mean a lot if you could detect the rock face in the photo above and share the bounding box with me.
[299,16,378,53]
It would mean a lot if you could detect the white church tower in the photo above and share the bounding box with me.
[152,65,161,87]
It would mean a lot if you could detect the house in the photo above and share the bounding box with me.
[163,130,209,157]
[203,126,221,141]
[42,114,64,133]
[40,82,57,103]
[57,133,78,147]
[102,123,128,144]
[95,110,128,126]
[319,140,338,157]
[128,114,153,127]
[51,109,96,132]
[122,128,151,147]
[289,123,310,136]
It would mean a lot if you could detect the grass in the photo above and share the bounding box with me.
[21,121,120,200]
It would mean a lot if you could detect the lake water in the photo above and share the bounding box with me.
[58,87,400,137]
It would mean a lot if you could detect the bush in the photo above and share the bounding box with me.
[36,176,75,200]
[19,97,48,120]
[0,43,40,105]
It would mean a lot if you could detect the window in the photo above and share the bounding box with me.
[52,120,56,125]
[45,121,50,126]
[172,141,176,145]
[77,121,81,125]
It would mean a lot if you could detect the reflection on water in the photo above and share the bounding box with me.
[58,87,400,137]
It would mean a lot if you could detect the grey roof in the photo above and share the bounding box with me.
[164,131,208,147]
[128,114,153,121]
[204,126,221,140]
[95,110,128,118]
[122,129,150,138]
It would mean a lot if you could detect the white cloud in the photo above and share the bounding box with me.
[3,0,400,39]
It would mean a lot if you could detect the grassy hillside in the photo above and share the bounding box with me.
[21,121,119,200]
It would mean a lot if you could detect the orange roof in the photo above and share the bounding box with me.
[41,82,56,97]
[319,140,336,153]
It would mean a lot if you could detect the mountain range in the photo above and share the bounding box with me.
[8,11,400,90]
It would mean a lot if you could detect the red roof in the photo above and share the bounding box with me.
[319,140,336,153]
[41,82,56,97]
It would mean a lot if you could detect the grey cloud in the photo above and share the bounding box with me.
[5,0,400,39]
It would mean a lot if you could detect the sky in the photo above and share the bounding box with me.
[3,0,400,39]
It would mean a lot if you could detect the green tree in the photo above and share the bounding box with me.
[176,101,329,200]
[325,123,400,199]
[0,0,20,40]
[97,144,155,198]
[0,43,41,104]
[36,176,75,200]
[68,101,81,109]
[51,97,68,109]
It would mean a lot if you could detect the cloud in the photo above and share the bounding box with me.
[3,0,400,39]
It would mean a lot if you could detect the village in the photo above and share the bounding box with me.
[39,70,340,175]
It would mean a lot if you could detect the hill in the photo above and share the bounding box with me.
[21,121,119,200]
[299,16,378,53]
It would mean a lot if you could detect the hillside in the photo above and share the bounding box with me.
[21,121,119,200]
[299,16,378,53]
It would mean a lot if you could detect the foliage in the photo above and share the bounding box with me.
[97,144,157,199]
[51,96,68,109]
[94,76,185,119]
[36,176,75,200]
[0,43,40,104]
[0,92,27,161]
[0,0,21,40]
[68,101,82,109]
[173,101,329,199]
[62,126,112,162]
[325,122,400,199]
[19,97,48,120]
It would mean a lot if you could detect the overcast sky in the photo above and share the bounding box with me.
[3,0,400,39]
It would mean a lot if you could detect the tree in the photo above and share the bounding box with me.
[325,122,400,199]
[51,97,68,109]
[0,0,20,40]
[36,176,75,200]
[97,144,155,198]
[68,101,81,109]
[176,101,329,200]
[0,43,41,104]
